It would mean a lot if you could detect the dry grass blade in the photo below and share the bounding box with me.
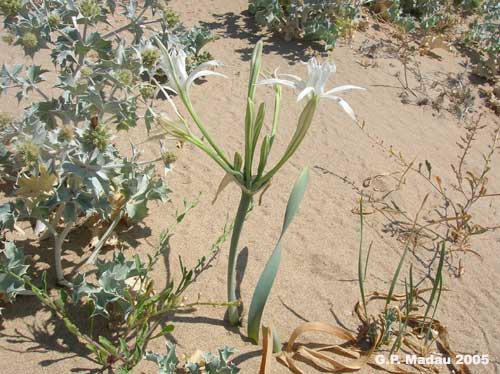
[276,322,364,373]
[259,325,274,374]
[265,182,469,374]
[272,287,467,373]
[285,322,357,351]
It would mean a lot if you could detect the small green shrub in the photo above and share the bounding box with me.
[465,0,500,79]
[146,343,240,374]
[0,205,236,373]
[248,0,365,50]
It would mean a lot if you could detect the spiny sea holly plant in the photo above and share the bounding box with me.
[0,0,215,133]
[0,0,216,285]
[0,112,169,286]
[368,1,449,47]
[152,38,365,332]
[248,0,367,50]
[464,0,500,80]
[146,343,240,374]
[372,0,492,49]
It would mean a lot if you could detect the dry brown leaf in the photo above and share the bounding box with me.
[17,166,57,198]
[273,290,467,374]
[187,349,205,367]
[259,325,273,374]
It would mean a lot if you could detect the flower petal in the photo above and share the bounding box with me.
[324,95,357,120]
[193,60,223,71]
[174,49,189,84]
[188,60,224,81]
[279,73,303,83]
[296,86,315,102]
[186,70,227,90]
[257,78,297,89]
[324,85,365,96]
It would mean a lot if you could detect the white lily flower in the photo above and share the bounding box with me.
[159,47,226,94]
[258,57,365,120]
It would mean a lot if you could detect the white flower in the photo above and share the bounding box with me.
[159,46,226,93]
[258,57,365,120]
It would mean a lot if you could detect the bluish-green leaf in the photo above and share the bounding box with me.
[247,168,309,345]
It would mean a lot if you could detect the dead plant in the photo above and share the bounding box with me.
[316,116,500,276]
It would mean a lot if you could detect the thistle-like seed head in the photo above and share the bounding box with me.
[17,140,40,165]
[116,69,134,86]
[21,32,38,49]
[79,0,101,19]
[59,125,75,142]
[0,112,13,129]
[0,0,21,17]
[83,122,111,152]
[141,48,160,68]
[48,13,61,28]
[1,33,15,45]
[161,151,177,166]
[80,66,93,77]
[162,8,180,28]
[140,84,156,99]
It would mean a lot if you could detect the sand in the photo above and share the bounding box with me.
[1,1,500,373]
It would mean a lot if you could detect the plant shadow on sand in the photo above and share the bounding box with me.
[0,289,108,373]
[162,238,255,342]
[0,234,119,371]
[199,11,326,63]
[0,307,103,373]
[4,220,153,289]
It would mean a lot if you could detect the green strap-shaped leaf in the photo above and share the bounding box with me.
[247,168,309,345]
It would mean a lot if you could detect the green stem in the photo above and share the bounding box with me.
[269,85,282,148]
[85,211,124,266]
[227,191,252,325]
[182,94,232,168]
[186,134,237,177]
[54,222,74,286]
[254,97,318,189]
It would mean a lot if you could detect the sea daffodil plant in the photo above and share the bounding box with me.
[153,39,365,329]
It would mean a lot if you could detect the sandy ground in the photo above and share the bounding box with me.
[1,1,500,373]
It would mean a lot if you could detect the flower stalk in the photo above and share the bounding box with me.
[153,38,364,326]
[226,191,253,325]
